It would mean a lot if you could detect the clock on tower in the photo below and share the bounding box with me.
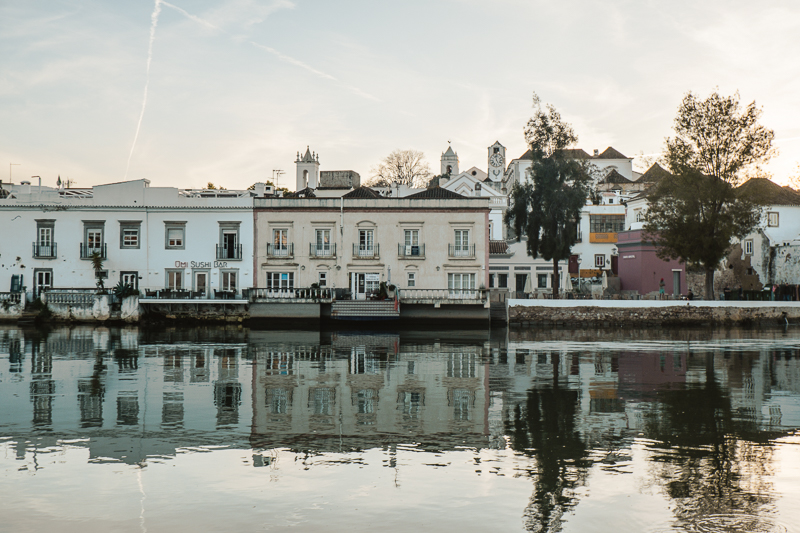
[487,142,506,181]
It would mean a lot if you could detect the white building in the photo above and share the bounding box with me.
[0,179,259,299]
[438,143,509,241]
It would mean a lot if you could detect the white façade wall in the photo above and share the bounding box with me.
[0,180,255,298]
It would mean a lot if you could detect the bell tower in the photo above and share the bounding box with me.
[440,145,459,176]
[487,141,506,182]
[295,147,320,190]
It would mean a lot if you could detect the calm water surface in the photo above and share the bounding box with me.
[1,325,800,532]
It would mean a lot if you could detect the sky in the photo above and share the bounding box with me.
[2,0,800,191]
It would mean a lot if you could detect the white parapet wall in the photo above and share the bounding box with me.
[0,292,26,320]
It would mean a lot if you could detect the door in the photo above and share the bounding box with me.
[611,255,619,275]
[351,272,379,299]
[34,269,52,297]
[223,232,237,259]
[121,271,139,291]
[194,271,208,297]
[673,270,681,296]
[516,274,527,299]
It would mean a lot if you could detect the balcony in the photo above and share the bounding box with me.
[32,242,57,259]
[398,243,425,258]
[266,243,294,258]
[216,243,243,261]
[352,243,379,259]
[309,243,336,258]
[248,287,334,303]
[80,243,107,260]
[399,288,489,305]
[448,244,475,259]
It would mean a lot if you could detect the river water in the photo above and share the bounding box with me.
[1,324,799,533]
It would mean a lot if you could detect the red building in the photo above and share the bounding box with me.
[617,229,687,296]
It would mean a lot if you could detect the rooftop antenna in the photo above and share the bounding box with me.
[272,169,285,189]
[9,163,20,183]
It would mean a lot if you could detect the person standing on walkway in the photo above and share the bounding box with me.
[659,278,665,300]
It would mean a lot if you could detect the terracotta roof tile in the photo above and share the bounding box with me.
[406,187,466,199]
[342,186,381,199]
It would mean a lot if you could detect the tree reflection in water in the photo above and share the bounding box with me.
[643,351,780,531]
[505,353,590,533]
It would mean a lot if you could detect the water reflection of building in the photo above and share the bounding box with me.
[249,338,489,451]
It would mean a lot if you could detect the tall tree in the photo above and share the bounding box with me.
[505,93,594,298]
[368,149,432,188]
[644,91,773,299]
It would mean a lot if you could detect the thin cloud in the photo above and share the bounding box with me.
[158,0,380,102]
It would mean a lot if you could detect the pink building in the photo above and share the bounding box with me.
[617,229,687,296]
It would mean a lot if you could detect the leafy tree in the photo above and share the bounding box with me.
[367,149,432,188]
[505,93,594,298]
[91,251,106,293]
[644,91,773,299]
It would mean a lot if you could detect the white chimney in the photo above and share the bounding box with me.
[20,180,31,195]
[254,182,267,197]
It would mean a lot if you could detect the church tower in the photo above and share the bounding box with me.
[295,147,320,190]
[440,145,459,176]
[487,141,506,182]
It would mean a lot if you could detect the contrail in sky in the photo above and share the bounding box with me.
[125,0,163,179]
[162,1,380,102]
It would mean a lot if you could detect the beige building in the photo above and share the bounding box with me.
[253,188,490,299]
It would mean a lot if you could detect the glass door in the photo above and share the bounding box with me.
[194,271,208,297]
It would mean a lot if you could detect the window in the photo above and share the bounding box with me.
[82,221,106,259]
[318,271,327,287]
[314,229,332,256]
[768,212,779,227]
[635,209,644,222]
[488,274,494,288]
[744,239,753,255]
[498,274,508,288]
[120,221,141,249]
[595,254,605,268]
[35,219,56,258]
[166,269,183,290]
[589,215,625,233]
[267,272,295,290]
[221,270,237,292]
[404,229,419,247]
[358,229,374,256]
[122,228,139,248]
[273,229,289,255]
[453,229,471,256]
[165,222,186,250]
[407,272,416,287]
[537,274,548,288]
[448,273,476,297]
[219,222,241,260]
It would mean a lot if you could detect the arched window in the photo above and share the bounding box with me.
[303,169,309,188]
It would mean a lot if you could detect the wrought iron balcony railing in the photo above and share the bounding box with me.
[32,242,57,258]
[80,243,107,260]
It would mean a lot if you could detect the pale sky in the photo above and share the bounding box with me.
[3,0,800,191]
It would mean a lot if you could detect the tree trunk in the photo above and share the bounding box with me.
[553,257,559,299]
[705,267,715,301]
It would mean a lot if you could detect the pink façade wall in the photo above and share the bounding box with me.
[617,229,687,296]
